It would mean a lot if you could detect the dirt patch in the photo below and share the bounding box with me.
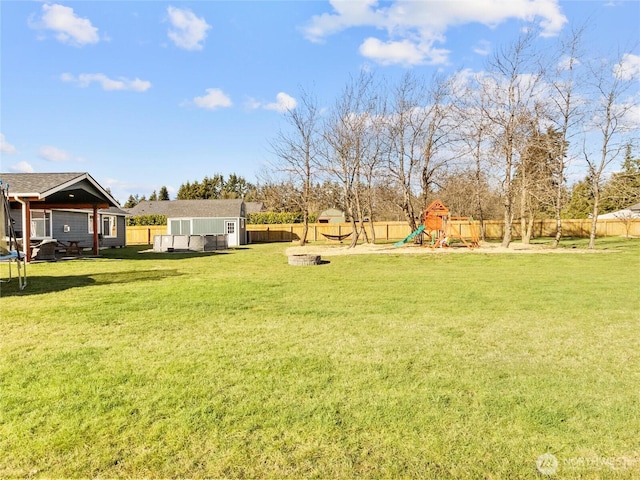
[286,242,611,257]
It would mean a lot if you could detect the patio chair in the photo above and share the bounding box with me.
[31,238,58,261]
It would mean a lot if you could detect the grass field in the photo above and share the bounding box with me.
[1,239,639,478]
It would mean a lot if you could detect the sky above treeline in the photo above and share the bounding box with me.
[1,0,639,203]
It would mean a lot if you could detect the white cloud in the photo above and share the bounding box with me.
[30,3,99,47]
[264,92,297,113]
[301,0,567,66]
[38,145,85,163]
[190,88,233,110]
[472,39,492,56]
[359,37,448,66]
[613,53,640,81]
[167,6,211,51]
[60,73,152,92]
[9,162,34,173]
[244,97,263,110]
[557,55,580,71]
[0,134,17,154]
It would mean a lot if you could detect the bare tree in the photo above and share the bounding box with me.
[322,72,377,248]
[451,70,496,240]
[269,88,321,246]
[546,25,586,247]
[482,31,545,247]
[515,123,564,243]
[584,52,638,249]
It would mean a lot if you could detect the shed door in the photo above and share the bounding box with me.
[225,221,238,247]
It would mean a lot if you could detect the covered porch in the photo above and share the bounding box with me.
[0,173,121,262]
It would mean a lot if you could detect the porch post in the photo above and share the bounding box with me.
[93,206,99,255]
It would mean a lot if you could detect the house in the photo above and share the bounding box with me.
[318,208,346,223]
[0,172,125,261]
[127,199,254,247]
[597,202,640,220]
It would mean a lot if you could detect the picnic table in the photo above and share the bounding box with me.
[58,240,83,255]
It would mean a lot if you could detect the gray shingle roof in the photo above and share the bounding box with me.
[0,172,120,207]
[1,172,86,195]
[127,199,246,218]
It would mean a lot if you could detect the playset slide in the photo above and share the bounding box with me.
[393,224,425,247]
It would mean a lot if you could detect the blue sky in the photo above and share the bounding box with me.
[1,0,639,204]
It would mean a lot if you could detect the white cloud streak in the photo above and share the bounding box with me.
[167,6,211,51]
[190,88,233,110]
[30,3,99,47]
[8,162,35,173]
[264,92,298,113]
[472,39,492,56]
[246,92,298,113]
[301,0,567,66]
[614,53,640,81]
[61,73,152,92]
[38,145,85,163]
[0,134,18,154]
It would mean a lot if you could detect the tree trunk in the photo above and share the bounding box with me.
[589,183,600,249]
[520,180,530,244]
[502,150,514,248]
[551,188,563,248]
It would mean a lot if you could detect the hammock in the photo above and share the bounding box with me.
[321,232,352,241]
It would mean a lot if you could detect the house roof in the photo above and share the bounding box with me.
[127,199,247,218]
[0,172,120,208]
[245,201,265,214]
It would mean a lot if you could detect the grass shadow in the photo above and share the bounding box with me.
[0,268,182,297]
[99,246,241,261]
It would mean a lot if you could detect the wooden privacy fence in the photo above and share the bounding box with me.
[126,220,640,245]
[126,226,167,245]
[245,219,640,244]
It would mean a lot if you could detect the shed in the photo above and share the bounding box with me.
[318,208,346,223]
[127,199,248,246]
[0,172,124,261]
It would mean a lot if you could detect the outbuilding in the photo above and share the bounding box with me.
[127,199,250,247]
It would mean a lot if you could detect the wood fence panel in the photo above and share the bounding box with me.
[245,219,640,243]
[126,220,639,245]
[126,225,167,245]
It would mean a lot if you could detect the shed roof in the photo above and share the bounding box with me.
[127,199,246,218]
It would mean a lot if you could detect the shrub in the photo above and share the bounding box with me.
[247,212,318,224]
[127,214,167,226]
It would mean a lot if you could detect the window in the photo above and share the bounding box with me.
[226,222,235,235]
[88,214,117,237]
[102,215,117,238]
[30,210,51,238]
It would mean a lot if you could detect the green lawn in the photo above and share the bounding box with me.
[1,239,639,479]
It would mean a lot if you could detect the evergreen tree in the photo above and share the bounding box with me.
[600,143,640,212]
[158,186,170,200]
[123,194,139,208]
[563,177,594,219]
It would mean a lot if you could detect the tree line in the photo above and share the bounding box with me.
[265,27,639,248]
[123,28,638,249]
